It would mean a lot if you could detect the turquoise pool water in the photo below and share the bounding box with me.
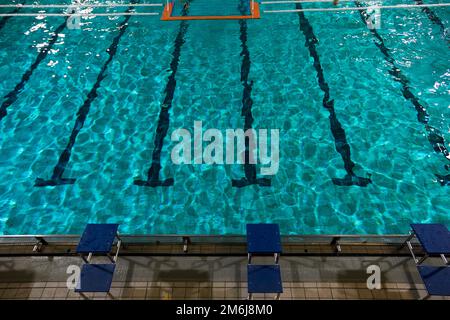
[0,1,448,235]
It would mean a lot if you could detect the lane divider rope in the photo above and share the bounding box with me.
[264,3,450,13]
[0,3,163,8]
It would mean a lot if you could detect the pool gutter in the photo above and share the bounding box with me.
[0,234,425,257]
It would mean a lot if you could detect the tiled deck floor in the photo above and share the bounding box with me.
[0,255,448,300]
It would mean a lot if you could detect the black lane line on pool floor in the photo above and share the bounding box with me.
[35,7,135,187]
[0,19,67,122]
[134,3,191,187]
[0,1,25,31]
[232,2,271,188]
[414,0,448,41]
[355,1,450,186]
[296,3,372,187]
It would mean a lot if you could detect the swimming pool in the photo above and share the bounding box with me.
[0,0,448,235]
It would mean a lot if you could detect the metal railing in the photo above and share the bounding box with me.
[0,233,413,245]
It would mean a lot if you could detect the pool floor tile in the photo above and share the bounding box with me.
[0,255,448,300]
[198,287,212,299]
[304,288,319,299]
[291,288,306,299]
[331,288,347,300]
[357,289,374,300]
[317,288,333,299]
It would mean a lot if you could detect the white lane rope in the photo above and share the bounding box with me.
[0,12,161,17]
[263,0,360,3]
[263,3,450,13]
[0,2,163,17]
[1,1,449,16]
[0,3,163,8]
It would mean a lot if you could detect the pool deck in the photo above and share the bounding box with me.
[0,254,448,300]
